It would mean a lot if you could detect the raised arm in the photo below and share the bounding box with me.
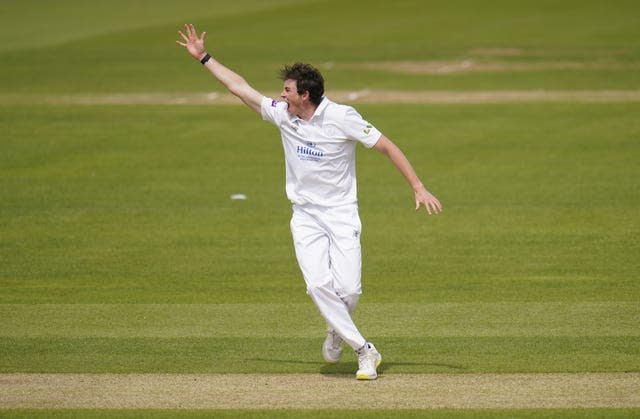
[176,24,263,113]
[373,135,442,215]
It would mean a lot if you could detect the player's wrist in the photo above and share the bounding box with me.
[198,52,212,64]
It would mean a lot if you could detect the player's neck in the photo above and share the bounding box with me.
[297,104,317,121]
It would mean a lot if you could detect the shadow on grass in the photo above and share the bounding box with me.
[245,358,468,375]
[320,361,468,375]
[246,357,324,366]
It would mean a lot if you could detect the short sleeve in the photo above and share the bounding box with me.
[261,96,288,126]
[341,107,382,148]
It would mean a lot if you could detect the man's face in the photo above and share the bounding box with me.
[280,79,305,116]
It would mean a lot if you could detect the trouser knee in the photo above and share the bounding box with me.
[342,293,360,314]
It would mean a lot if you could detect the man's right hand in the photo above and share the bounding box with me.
[175,24,263,114]
[176,23,207,61]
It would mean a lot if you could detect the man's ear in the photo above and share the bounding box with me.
[300,90,310,101]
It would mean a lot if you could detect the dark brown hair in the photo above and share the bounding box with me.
[279,63,325,106]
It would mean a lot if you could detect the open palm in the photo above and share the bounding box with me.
[176,24,206,60]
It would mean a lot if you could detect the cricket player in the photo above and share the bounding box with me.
[177,24,442,380]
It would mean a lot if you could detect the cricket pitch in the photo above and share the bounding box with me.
[1,373,639,409]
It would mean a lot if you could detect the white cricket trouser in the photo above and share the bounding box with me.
[290,203,367,350]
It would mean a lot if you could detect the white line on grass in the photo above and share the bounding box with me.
[2,90,640,105]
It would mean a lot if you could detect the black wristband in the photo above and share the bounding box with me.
[200,53,211,65]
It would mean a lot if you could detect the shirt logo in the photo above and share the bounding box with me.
[296,142,324,162]
[271,99,278,107]
[364,124,372,135]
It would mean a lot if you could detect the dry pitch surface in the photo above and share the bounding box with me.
[1,373,639,409]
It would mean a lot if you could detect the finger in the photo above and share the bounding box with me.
[428,201,438,214]
[178,30,188,42]
[200,31,207,41]
[431,199,443,214]
[428,196,441,212]
[189,24,197,38]
[176,40,186,47]
[417,200,431,215]
[425,203,433,215]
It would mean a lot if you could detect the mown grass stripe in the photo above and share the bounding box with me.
[1,303,638,338]
[2,336,638,374]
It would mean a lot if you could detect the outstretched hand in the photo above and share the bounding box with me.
[176,24,207,61]
[414,186,442,215]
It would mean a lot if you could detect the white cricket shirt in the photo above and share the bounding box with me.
[261,96,382,207]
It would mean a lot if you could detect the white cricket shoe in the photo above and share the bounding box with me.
[355,342,382,380]
[322,329,343,363]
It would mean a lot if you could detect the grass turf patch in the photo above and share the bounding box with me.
[1,336,638,374]
[1,302,637,338]
[1,302,638,374]
[1,0,639,415]
[1,0,640,93]
[1,103,638,304]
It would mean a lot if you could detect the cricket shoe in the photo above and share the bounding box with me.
[355,342,382,380]
[322,329,343,363]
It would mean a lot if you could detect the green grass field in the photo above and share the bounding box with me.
[1,0,639,417]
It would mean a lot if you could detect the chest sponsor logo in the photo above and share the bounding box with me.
[296,141,324,162]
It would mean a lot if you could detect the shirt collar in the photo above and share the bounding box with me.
[292,96,329,123]
[311,96,330,119]
[310,96,330,120]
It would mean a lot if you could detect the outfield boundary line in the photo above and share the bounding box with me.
[2,90,640,106]
[1,373,639,409]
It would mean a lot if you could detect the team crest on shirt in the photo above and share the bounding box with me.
[364,124,372,135]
